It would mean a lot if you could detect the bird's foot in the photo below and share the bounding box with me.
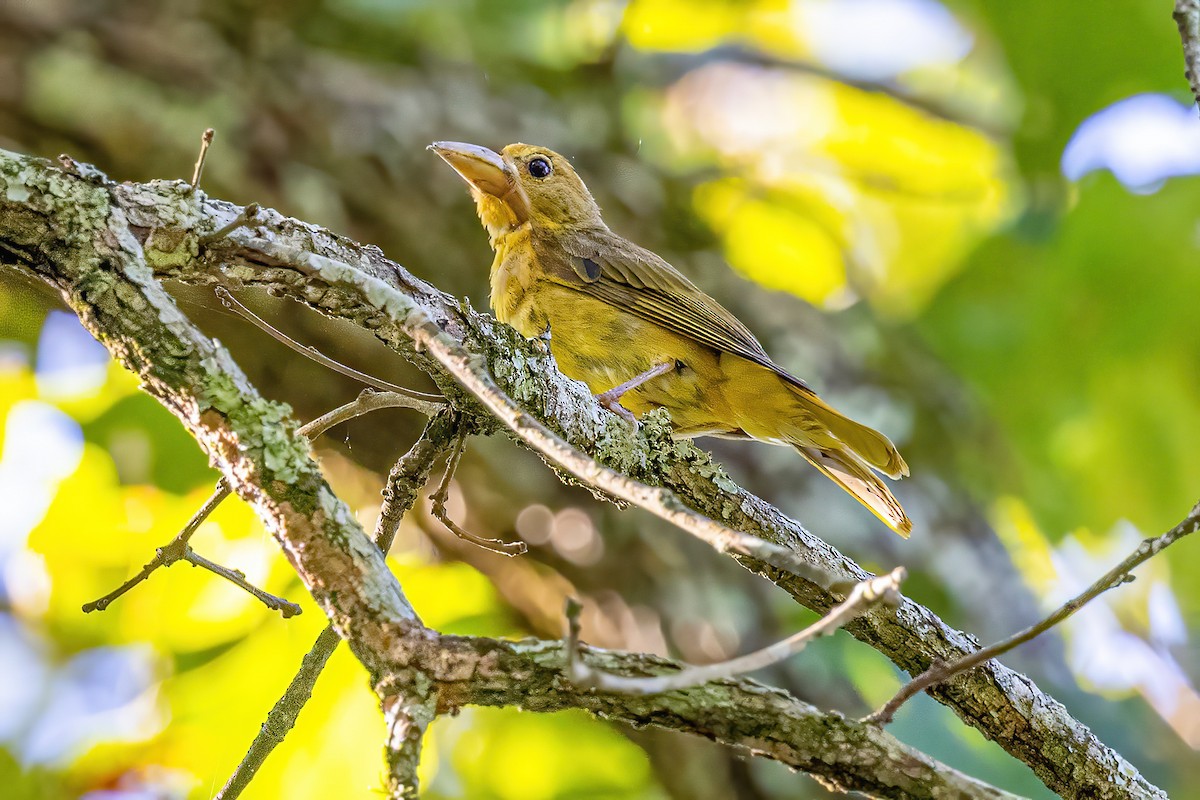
[530,324,553,356]
[595,390,639,427]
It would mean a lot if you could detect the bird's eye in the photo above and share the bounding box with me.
[527,157,552,179]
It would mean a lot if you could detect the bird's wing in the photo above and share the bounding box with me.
[537,227,813,392]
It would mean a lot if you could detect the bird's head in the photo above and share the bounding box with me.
[429,141,602,241]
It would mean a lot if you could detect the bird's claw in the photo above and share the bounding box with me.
[596,391,639,428]
[530,324,553,355]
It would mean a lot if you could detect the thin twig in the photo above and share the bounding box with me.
[83,390,441,615]
[429,426,527,556]
[377,412,457,557]
[297,389,444,436]
[214,625,342,800]
[184,549,302,617]
[84,482,299,618]
[216,418,456,800]
[214,286,441,402]
[866,501,1200,725]
[82,483,230,612]
[1175,0,1200,107]
[566,568,905,695]
[191,128,215,189]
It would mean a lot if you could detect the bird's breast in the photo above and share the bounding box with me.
[516,283,737,434]
[489,229,545,333]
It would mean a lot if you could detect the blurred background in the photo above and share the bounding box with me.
[1,0,1198,797]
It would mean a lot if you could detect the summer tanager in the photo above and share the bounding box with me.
[430,141,912,536]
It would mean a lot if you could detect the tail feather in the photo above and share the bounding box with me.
[724,362,911,534]
[793,389,908,479]
[796,445,912,537]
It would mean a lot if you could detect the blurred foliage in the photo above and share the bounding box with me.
[1,0,1199,798]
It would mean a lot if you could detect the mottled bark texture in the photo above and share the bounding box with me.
[0,148,1163,799]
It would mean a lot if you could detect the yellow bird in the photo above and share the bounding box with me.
[430,142,912,536]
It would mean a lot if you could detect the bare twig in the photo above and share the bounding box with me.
[215,627,340,800]
[298,389,443,436]
[82,483,230,612]
[216,634,342,798]
[83,390,441,615]
[216,416,456,800]
[1176,0,1200,106]
[184,550,301,616]
[566,567,905,695]
[429,426,527,556]
[378,412,458,555]
[81,486,299,618]
[867,502,1200,725]
[191,128,215,189]
[215,286,442,403]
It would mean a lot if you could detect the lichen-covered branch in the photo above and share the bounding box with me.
[217,413,457,800]
[0,148,1163,798]
[430,634,1023,800]
[0,147,431,794]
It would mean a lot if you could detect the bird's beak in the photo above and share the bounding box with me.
[428,141,514,199]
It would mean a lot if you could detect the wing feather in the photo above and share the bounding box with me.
[537,227,812,392]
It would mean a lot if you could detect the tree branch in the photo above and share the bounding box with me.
[383,693,436,800]
[0,147,1165,798]
[217,414,456,800]
[429,634,1022,799]
[183,548,303,616]
[867,502,1200,724]
[81,483,230,613]
[428,425,528,555]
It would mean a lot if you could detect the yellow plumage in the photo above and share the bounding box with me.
[431,141,912,536]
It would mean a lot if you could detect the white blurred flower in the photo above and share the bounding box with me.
[1062,93,1200,192]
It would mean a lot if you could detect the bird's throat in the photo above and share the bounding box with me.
[473,191,528,247]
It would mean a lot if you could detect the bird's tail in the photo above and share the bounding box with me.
[793,444,912,537]
[779,383,911,536]
[723,359,911,535]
